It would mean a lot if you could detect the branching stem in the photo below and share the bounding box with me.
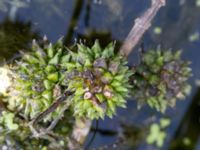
[29,91,73,137]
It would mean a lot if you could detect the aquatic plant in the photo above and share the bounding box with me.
[1,0,194,149]
[146,118,171,148]
[131,49,192,112]
[0,38,73,149]
[2,38,71,122]
[0,38,133,149]
[0,38,133,122]
[64,41,132,119]
[0,38,192,149]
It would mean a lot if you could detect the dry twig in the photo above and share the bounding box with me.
[120,0,166,57]
[29,91,72,137]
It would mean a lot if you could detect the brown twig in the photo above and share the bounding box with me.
[120,0,166,57]
[29,91,73,138]
[68,118,92,150]
[30,91,72,126]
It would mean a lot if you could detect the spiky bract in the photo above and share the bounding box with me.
[132,49,191,112]
[63,41,132,119]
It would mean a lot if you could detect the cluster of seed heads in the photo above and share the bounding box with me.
[1,38,132,121]
[1,39,192,122]
[0,37,192,149]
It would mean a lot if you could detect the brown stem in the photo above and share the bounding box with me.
[120,0,166,57]
[68,118,92,150]
[29,91,72,134]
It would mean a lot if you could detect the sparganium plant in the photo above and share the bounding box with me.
[131,49,192,112]
[63,41,133,119]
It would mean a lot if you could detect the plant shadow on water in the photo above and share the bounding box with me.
[0,0,200,149]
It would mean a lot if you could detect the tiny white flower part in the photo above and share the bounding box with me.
[84,92,92,99]
[103,90,113,98]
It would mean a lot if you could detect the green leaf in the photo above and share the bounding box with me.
[2,111,19,130]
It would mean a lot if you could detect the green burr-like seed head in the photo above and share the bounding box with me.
[132,49,192,113]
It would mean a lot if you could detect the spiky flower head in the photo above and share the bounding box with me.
[132,49,192,113]
[63,41,132,119]
[4,38,70,121]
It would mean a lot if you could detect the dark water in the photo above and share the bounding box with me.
[0,0,200,149]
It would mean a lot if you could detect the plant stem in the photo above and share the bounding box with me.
[120,0,166,57]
